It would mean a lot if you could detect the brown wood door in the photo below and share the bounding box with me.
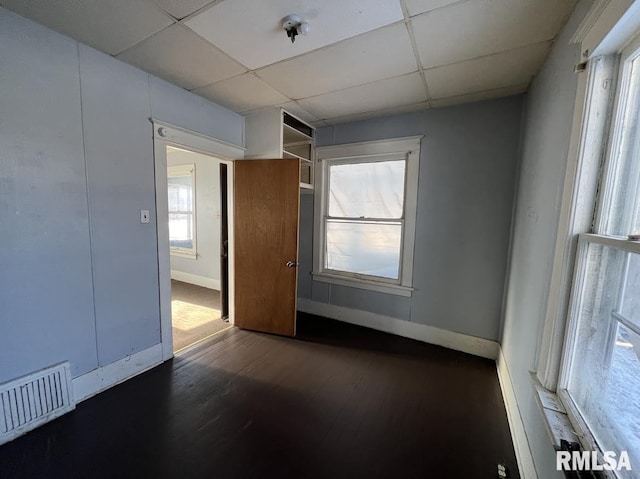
[234,159,300,336]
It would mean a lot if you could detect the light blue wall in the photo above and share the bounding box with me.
[0,7,243,384]
[300,97,523,341]
[500,1,592,478]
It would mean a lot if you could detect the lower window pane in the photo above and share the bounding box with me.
[567,243,640,477]
[326,220,401,279]
[169,213,193,250]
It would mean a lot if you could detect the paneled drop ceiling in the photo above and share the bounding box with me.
[0,0,576,126]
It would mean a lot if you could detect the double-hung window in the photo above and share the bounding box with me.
[313,137,421,297]
[167,164,196,258]
[558,38,640,477]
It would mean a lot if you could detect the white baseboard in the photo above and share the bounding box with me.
[497,347,537,479]
[72,343,164,403]
[297,298,499,360]
[171,270,220,290]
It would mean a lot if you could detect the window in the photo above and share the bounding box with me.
[558,40,640,477]
[168,164,196,258]
[314,137,421,296]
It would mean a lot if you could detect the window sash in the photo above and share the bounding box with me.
[167,164,196,255]
[558,234,640,477]
[323,217,405,284]
[313,136,421,296]
[323,155,407,284]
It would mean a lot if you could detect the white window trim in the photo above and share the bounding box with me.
[168,164,197,259]
[530,4,640,471]
[313,136,422,297]
[536,0,640,391]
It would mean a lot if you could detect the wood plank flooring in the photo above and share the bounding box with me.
[0,313,519,478]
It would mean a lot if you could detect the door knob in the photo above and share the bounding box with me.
[286,261,298,268]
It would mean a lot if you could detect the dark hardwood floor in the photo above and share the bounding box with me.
[0,313,519,478]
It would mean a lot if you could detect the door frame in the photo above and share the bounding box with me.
[152,119,244,360]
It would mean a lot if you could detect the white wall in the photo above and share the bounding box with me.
[167,148,222,289]
[500,1,593,477]
[0,6,243,385]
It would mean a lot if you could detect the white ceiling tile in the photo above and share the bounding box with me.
[2,0,173,55]
[404,0,463,17]
[298,72,427,120]
[424,41,551,99]
[185,0,405,69]
[327,101,431,125]
[117,24,245,90]
[192,73,290,112]
[430,84,528,108]
[150,0,217,20]
[412,0,576,68]
[256,23,417,99]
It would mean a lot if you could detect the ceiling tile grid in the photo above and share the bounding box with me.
[192,73,290,112]
[184,0,405,70]
[0,0,578,124]
[298,72,428,120]
[255,22,418,100]
[1,0,174,55]
[116,24,246,90]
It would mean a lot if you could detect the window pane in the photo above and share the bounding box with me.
[621,251,640,329]
[168,175,193,212]
[567,243,640,477]
[329,160,405,219]
[169,213,193,249]
[325,220,401,279]
[602,55,640,236]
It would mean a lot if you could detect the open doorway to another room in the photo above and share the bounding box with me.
[166,146,231,354]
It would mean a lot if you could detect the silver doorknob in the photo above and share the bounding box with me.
[286,261,298,268]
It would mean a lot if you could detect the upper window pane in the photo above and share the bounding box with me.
[602,54,640,236]
[328,160,405,219]
[168,175,193,212]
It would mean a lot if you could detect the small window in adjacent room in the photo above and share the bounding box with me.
[313,136,421,297]
[168,164,196,258]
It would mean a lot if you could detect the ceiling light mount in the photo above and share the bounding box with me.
[282,14,310,43]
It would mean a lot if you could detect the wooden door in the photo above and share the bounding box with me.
[234,159,300,336]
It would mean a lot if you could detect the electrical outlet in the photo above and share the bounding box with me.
[140,209,150,224]
[497,463,509,478]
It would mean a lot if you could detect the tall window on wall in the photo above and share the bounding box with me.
[559,39,640,477]
[167,164,196,258]
[313,136,421,297]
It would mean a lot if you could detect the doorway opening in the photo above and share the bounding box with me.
[152,120,241,361]
[166,145,230,354]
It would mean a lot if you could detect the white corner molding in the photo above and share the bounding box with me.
[297,298,499,360]
[170,270,221,290]
[72,343,164,403]
[497,348,538,479]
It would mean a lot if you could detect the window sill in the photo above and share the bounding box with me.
[312,272,413,297]
[170,250,197,260]
[530,373,618,479]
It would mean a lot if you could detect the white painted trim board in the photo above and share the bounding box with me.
[170,270,221,291]
[497,347,538,479]
[297,298,499,360]
[72,343,164,403]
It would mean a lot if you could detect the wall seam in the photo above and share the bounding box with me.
[76,44,100,367]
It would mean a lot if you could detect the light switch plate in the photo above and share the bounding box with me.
[141,209,150,224]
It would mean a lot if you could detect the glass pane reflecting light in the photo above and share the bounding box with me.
[326,220,401,279]
[567,243,640,478]
[329,160,405,219]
